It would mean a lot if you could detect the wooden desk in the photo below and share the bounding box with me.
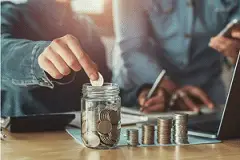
[1,131,240,160]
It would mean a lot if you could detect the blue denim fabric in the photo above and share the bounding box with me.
[1,1,111,116]
[112,0,240,106]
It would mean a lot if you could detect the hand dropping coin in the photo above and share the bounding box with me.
[90,72,104,86]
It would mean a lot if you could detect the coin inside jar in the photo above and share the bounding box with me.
[109,129,119,140]
[108,110,119,125]
[99,109,110,121]
[81,83,121,149]
[85,133,100,148]
[97,120,112,134]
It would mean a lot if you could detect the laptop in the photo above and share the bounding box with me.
[188,53,240,140]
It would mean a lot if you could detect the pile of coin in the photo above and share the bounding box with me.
[142,124,155,145]
[172,113,189,144]
[127,129,139,146]
[81,103,120,148]
[157,117,172,144]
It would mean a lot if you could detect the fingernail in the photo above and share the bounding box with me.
[144,102,149,107]
[209,103,214,108]
[233,33,240,38]
[90,72,98,80]
[209,41,214,46]
[194,108,199,112]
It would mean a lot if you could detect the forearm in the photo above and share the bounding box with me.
[1,37,53,88]
[113,0,170,106]
[113,40,164,106]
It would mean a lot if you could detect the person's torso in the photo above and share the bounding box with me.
[144,0,238,85]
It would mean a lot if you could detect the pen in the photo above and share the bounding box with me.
[146,69,166,99]
[141,70,166,112]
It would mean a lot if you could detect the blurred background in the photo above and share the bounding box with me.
[71,0,115,70]
[71,0,114,36]
[2,0,234,92]
[70,0,233,92]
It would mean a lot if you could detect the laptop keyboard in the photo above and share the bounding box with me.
[188,120,220,134]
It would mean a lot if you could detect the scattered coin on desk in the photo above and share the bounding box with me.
[172,113,189,144]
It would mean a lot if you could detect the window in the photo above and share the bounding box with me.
[71,0,105,14]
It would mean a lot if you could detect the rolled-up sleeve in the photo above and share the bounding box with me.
[1,2,53,88]
[229,1,240,21]
[112,0,163,106]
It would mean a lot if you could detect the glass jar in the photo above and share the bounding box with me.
[81,83,121,149]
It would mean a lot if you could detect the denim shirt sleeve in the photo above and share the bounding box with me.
[229,1,240,21]
[112,0,163,106]
[1,2,53,88]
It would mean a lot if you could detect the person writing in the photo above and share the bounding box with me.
[113,0,240,113]
[1,0,111,116]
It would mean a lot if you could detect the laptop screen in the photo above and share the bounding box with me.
[217,52,240,139]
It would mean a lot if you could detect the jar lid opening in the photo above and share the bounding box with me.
[82,83,120,95]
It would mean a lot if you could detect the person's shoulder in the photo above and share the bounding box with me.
[1,0,30,19]
[1,0,25,12]
[1,1,17,8]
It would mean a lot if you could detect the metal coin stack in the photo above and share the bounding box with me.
[142,124,155,145]
[172,113,189,144]
[157,117,172,144]
[81,103,120,148]
[127,129,139,146]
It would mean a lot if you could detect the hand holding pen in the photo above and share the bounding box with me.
[137,70,214,113]
[138,70,170,113]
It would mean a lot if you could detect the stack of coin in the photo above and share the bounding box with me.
[81,104,121,148]
[172,113,189,144]
[127,129,139,146]
[157,117,172,144]
[142,124,155,145]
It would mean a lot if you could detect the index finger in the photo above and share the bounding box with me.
[144,95,164,107]
[138,90,148,106]
[65,35,98,80]
[231,28,240,39]
[178,93,199,112]
[185,87,214,109]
